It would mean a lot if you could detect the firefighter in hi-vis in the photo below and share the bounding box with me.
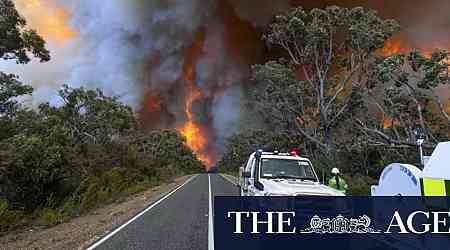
[328,168,348,194]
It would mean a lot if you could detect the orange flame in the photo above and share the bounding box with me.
[382,38,450,59]
[382,38,450,74]
[383,115,403,129]
[178,31,212,168]
[382,39,404,55]
[383,116,393,129]
[14,0,76,44]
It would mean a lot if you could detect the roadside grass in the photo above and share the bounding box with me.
[0,200,25,232]
[0,169,181,232]
[35,208,66,227]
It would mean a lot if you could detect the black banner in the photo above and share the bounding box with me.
[214,197,450,250]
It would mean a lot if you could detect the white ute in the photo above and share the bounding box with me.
[238,150,344,196]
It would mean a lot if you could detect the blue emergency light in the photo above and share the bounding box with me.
[255,149,263,159]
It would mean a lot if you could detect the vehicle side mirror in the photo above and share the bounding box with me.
[242,171,251,178]
[255,181,264,191]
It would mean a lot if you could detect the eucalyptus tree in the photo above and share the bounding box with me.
[252,6,399,153]
[359,49,450,148]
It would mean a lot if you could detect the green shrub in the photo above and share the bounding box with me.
[0,88,203,231]
[35,208,66,227]
[78,168,150,212]
[79,176,102,212]
[0,199,7,216]
[60,198,79,218]
[0,199,24,232]
[347,175,375,196]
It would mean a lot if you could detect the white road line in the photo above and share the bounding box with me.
[86,175,197,250]
[208,174,214,250]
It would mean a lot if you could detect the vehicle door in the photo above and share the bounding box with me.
[247,156,257,195]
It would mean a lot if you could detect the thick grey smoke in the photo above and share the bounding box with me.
[194,19,247,153]
[2,0,215,108]
[2,0,449,162]
[354,0,450,49]
[228,0,290,27]
[212,86,243,151]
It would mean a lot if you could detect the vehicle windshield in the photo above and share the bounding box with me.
[260,158,317,181]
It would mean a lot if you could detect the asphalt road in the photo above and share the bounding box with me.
[89,174,238,250]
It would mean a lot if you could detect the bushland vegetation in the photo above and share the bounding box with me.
[0,0,202,232]
[218,6,450,194]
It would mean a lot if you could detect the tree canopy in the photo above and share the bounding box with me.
[251,6,448,154]
[0,0,50,63]
[358,49,450,148]
[253,6,400,153]
[219,5,449,194]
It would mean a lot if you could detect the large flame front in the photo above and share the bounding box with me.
[179,65,212,167]
[178,32,213,168]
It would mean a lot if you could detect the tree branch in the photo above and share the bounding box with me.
[435,97,450,123]
[294,119,327,149]
[355,119,418,147]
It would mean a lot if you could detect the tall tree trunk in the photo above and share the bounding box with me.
[324,127,334,154]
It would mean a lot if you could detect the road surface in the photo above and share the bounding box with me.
[88,174,238,250]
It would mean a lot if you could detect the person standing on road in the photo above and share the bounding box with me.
[328,168,348,194]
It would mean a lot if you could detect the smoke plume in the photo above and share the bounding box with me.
[2,0,449,166]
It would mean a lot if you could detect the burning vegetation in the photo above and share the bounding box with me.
[178,31,212,167]
[141,0,450,169]
[4,0,450,170]
[2,0,450,239]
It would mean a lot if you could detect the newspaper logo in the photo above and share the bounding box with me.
[301,214,379,234]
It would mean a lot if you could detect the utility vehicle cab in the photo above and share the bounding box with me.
[239,149,345,196]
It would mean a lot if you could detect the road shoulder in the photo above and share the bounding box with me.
[220,174,238,186]
[0,175,194,250]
